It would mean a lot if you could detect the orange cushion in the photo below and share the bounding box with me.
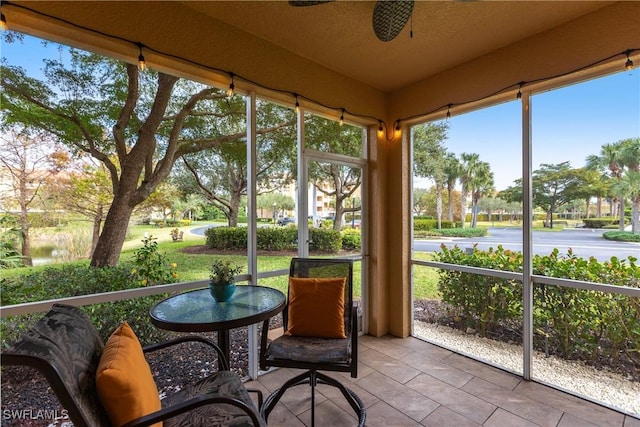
[285,277,347,339]
[96,322,162,427]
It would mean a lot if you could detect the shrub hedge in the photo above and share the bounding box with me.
[603,231,640,242]
[0,264,169,348]
[583,218,624,228]
[205,226,352,252]
[435,245,640,367]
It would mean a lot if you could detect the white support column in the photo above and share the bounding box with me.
[522,91,533,380]
[297,109,309,258]
[246,91,259,379]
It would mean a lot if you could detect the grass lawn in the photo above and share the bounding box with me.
[3,222,441,300]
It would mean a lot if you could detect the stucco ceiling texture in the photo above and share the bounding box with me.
[183,1,612,92]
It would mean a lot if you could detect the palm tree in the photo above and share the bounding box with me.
[443,153,460,223]
[614,170,640,233]
[619,138,640,233]
[458,152,480,228]
[469,161,495,228]
[586,142,626,231]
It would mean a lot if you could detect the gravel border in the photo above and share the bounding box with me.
[413,320,640,417]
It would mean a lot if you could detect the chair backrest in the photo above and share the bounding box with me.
[1,304,110,427]
[286,258,354,337]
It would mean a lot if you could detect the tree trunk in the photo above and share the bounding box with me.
[632,197,639,234]
[90,194,135,267]
[19,209,32,267]
[447,187,454,222]
[436,184,442,230]
[90,205,104,258]
[228,192,241,227]
[619,199,625,231]
[460,190,468,229]
[596,197,602,218]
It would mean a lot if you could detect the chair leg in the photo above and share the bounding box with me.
[261,370,366,427]
[310,370,316,427]
[260,370,312,421]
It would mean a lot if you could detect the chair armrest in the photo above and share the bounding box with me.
[143,335,229,371]
[122,394,264,427]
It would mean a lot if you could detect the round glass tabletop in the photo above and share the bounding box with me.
[149,286,286,332]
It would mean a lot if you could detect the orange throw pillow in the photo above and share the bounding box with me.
[96,322,162,427]
[285,277,347,339]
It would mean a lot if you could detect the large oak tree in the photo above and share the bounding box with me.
[0,44,277,266]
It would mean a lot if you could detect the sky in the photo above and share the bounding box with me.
[427,68,639,190]
[2,34,639,191]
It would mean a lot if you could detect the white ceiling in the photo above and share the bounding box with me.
[183,1,612,92]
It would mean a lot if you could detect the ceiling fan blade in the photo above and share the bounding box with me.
[288,0,334,6]
[372,0,415,42]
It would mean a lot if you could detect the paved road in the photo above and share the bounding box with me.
[415,228,639,262]
[192,224,637,262]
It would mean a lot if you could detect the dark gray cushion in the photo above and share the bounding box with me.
[163,370,265,427]
[266,335,351,364]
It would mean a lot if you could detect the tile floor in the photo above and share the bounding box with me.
[246,335,640,427]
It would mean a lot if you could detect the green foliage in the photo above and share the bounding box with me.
[341,229,361,250]
[205,226,343,252]
[437,228,486,238]
[309,228,342,252]
[209,259,242,285]
[0,216,23,269]
[603,231,640,242]
[414,219,457,231]
[435,245,639,367]
[1,263,170,347]
[131,235,178,285]
[205,226,248,250]
[583,218,622,228]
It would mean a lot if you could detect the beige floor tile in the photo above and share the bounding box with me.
[420,405,481,427]
[362,401,423,426]
[442,352,522,390]
[558,412,600,427]
[624,415,640,427]
[394,337,454,361]
[463,377,562,427]
[483,408,538,427]
[297,399,356,426]
[360,348,421,384]
[400,351,474,388]
[356,371,439,421]
[514,380,626,427]
[406,373,496,425]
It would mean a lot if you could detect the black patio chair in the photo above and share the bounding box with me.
[259,257,366,426]
[1,303,265,427]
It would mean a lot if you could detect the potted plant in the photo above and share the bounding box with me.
[209,259,242,302]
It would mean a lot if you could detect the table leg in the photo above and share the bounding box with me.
[218,329,231,370]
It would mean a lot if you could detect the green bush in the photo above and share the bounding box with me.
[583,218,621,229]
[603,231,640,242]
[414,219,456,231]
[0,264,170,347]
[341,229,361,250]
[309,228,341,252]
[437,228,486,238]
[205,226,342,253]
[256,227,298,251]
[435,245,640,367]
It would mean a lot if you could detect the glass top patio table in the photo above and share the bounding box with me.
[150,286,286,369]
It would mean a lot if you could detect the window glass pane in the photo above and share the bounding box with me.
[254,97,297,278]
[531,70,639,260]
[532,284,639,415]
[304,113,363,158]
